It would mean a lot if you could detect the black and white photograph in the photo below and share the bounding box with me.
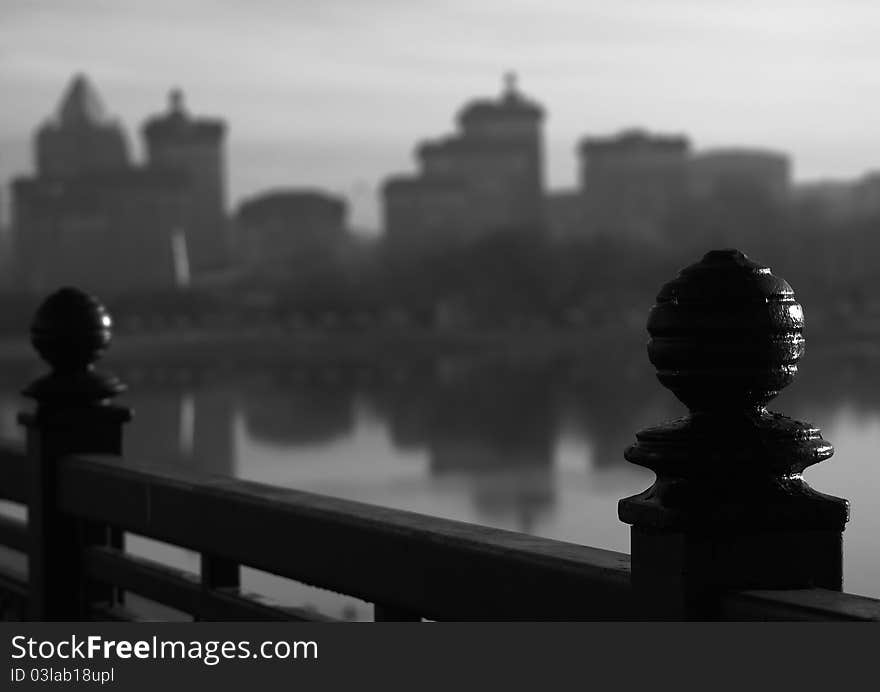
[0,0,878,652]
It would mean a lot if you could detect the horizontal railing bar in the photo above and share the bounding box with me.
[9,450,878,622]
[60,455,634,621]
[721,588,880,621]
[0,515,28,553]
[0,442,27,504]
[84,546,332,622]
[84,545,201,615]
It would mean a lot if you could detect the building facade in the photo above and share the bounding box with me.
[12,75,187,295]
[142,89,228,272]
[688,148,791,204]
[383,175,472,249]
[578,129,691,242]
[383,74,545,253]
[35,74,130,178]
[235,189,348,269]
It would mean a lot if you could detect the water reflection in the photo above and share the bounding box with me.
[122,377,237,476]
[105,354,672,553]
[370,360,559,532]
[0,344,878,614]
[242,370,355,448]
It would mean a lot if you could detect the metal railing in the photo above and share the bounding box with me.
[0,250,877,621]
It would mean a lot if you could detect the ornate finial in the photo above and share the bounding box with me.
[647,248,802,413]
[23,287,124,407]
[619,249,848,532]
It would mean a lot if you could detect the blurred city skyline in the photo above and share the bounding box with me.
[4,0,880,230]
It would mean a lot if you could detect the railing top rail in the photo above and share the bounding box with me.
[54,452,634,621]
[2,435,880,620]
[721,589,880,622]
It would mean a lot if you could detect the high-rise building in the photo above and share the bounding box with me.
[12,75,187,295]
[235,189,348,270]
[13,169,187,294]
[142,90,228,272]
[688,148,790,204]
[383,175,472,250]
[383,74,545,252]
[578,129,690,241]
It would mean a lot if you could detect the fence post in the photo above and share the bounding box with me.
[198,554,241,620]
[619,249,850,620]
[18,287,131,620]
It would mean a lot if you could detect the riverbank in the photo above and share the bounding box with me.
[0,316,877,370]
[0,323,647,368]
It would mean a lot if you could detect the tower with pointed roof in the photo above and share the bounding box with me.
[12,74,185,294]
[142,89,227,272]
[383,74,545,252]
[35,73,130,178]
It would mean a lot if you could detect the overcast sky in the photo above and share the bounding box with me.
[2,0,880,230]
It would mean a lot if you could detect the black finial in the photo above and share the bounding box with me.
[23,287,124,407]
[619,249,848,532]
[647,248,802,413]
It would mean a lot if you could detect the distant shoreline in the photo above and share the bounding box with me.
[0,320,875,369]
[0,324,643,367]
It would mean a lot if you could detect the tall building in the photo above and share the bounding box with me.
[383,74,545,252]
[688,148,790,204]
[13,169,187,294]
[578,129,690,241]
[235,189,348,270]
[12,75,187,295]
[383,175,471,249]
[142,89,228,272]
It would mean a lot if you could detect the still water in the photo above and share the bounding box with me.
[1,340,878,618]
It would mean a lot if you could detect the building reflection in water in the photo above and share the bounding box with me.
[241,367,355,448]
[80,356,688,533]
[369,358,559,533]
[5,349,861,527]
[2,345,880,604]
[119,367,236,478]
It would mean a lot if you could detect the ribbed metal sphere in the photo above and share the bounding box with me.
[646,249,804,413]
[30,287,113,374]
